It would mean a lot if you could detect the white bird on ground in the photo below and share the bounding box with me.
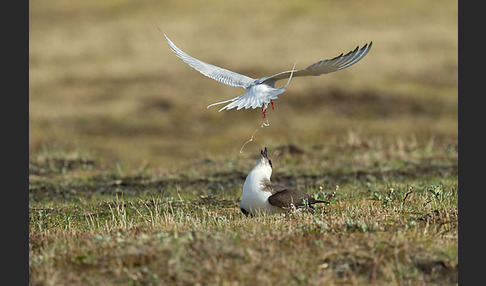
[163,32,372,119]
[240,147,328,216]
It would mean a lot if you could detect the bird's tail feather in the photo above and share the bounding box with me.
[206,96,240,109]
[281,60,298,89]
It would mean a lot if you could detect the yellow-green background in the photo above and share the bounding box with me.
[29,0,457,170]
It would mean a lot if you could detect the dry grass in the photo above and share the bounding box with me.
[30,1,457,285]
[29,183,457,285]
[29,138,457,285]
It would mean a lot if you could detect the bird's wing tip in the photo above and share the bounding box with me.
[159,29,171,41]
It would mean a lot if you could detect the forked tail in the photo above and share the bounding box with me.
[282,60,298,89]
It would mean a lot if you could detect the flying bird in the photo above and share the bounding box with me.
[240,147,328,216]
[163,33,372,119]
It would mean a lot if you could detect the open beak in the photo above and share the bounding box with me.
[260,147,269,159]
[260,147,272,167]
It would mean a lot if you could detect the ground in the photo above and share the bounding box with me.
[30,0,457,284]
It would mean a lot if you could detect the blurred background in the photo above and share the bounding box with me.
[29,0,457,172]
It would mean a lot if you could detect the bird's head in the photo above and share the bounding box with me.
[253,147,273,178]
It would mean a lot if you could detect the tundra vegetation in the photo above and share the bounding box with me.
[30,0,457,284]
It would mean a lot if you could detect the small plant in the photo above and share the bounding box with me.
[313,185,338,203]
[427,184,444,200]
[371,187,396,208]
[344,219,375,233]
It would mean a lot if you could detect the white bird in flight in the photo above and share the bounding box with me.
[163,33,372,119]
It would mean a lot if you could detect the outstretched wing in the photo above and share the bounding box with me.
[262,42,372,85]
[164,33,255,88]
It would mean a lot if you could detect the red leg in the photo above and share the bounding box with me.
[271,100,275,110]
[262,107,267,119]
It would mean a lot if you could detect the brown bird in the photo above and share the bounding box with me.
[240,147,328,216]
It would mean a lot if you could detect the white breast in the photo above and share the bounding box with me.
[240,166,285,215]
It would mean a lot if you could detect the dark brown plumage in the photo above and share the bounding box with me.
[263,179,328,210]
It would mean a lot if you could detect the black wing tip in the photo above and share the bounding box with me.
[362,41,372,50]
[334,41,372,60]
[330,53,344,61]
[352,42,373,54]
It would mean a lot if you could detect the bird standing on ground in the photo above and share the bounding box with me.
[163,32,372,119]
[240,147,328,216]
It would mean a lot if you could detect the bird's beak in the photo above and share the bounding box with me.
[260,148,269,159]
[260,147,271,161]
[259,147,272,168]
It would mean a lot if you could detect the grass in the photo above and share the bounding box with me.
[30,0,457,285]
[29,139,458,285]
[30,192,458,285]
